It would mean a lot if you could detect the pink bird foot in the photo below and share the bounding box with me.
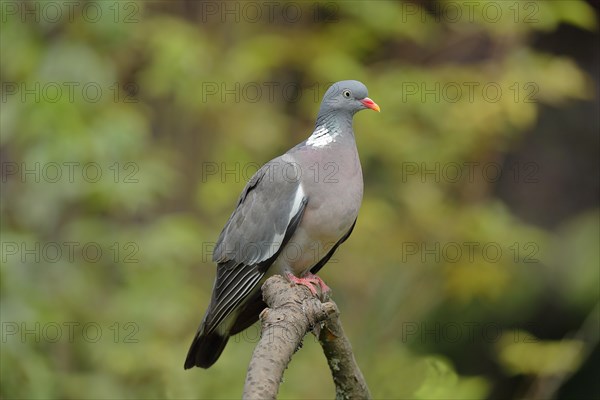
[286,272,331,296]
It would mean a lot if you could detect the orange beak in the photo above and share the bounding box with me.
[360,97,380,112]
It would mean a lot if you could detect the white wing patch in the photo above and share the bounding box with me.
[307,126,333,147]
[253,184,305,264]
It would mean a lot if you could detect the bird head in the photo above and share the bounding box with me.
[319,80,380,116]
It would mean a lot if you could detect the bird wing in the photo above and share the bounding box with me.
[202,156,308,334]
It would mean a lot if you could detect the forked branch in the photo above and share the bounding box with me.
[242,275,371,400]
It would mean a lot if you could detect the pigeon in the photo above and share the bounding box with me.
[185,80,380,369]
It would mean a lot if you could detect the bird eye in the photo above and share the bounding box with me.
[342,90,351,98]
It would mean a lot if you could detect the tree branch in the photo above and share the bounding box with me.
[243,275,371,400]
[318,307,372,400]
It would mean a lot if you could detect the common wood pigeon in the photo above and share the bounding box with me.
[185,80,380,369]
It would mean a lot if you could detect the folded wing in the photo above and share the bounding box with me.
[202,157,308,335]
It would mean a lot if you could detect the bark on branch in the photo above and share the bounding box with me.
[243,275,371,400]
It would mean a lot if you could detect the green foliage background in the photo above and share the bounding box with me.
[1,1,598,399]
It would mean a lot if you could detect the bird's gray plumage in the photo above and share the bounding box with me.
[185,80,378,369]
[200,158,308,336]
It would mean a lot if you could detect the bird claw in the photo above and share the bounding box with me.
[286,272,330,297]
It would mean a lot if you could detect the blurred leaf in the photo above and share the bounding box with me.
[497,332,585,376]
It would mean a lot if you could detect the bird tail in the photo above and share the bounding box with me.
[184,329,230,369]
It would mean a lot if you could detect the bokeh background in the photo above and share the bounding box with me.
[1,1,599,399]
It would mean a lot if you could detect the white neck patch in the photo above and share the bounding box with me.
[306,125,334,147]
